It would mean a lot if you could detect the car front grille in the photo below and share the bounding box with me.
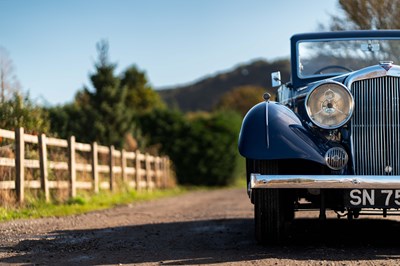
[351,76,400,175]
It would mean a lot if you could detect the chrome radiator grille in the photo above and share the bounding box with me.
[351,76,400,175]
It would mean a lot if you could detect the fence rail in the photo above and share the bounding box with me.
[0,127,172,203]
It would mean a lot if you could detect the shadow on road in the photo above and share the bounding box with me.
[2,217,400,265]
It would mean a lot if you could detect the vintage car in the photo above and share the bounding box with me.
[239,30,400,244]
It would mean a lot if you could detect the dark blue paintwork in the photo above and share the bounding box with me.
[291,30,400,88]
[238,101,330,164]
[239,31,400,166]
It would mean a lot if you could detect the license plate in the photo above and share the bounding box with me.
[346,189,400,208]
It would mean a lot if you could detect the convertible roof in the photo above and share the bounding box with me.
[291,30,400,42]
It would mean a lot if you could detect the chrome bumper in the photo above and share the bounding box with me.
[250,174,400,189]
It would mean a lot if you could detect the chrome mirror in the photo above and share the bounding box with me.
[271,71,281,87]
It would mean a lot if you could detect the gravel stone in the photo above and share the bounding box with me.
[0,188,399,265]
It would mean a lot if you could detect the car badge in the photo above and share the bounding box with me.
[380,61,393,71]
[385,165,393,174]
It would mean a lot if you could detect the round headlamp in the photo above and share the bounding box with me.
[305,81,354,129]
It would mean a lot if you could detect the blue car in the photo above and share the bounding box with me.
[239,30,400,244]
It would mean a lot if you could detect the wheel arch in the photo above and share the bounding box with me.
[238,101,328,165]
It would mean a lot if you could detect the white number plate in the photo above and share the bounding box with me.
[346,189,400,208]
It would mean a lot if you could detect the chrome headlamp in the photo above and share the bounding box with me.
[305,81,354,129]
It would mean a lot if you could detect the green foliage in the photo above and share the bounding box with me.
[121,66,165,113]
[0,92,49,134]
[47,98,92,140]
[48,40,163,149]
[138,109,242,186]
[0,187,186,222]
[215,85,267,117]
[84,40,133,148]
[66,196,86,205]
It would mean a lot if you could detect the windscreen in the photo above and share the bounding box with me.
[298,38,400,78]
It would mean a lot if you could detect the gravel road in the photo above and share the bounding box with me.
[0,188,400,265]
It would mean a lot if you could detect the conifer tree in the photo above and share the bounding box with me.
[85,40,133,148]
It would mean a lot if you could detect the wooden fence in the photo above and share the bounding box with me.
[0,127,172,203]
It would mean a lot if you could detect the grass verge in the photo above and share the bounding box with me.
[231,177,247,189]
[0,187,187,222]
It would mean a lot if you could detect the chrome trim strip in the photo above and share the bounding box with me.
[346,65,400,84]
[251,173,400,189]
[265,102,269,148]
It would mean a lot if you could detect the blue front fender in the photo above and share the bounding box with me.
[238,102,329,165]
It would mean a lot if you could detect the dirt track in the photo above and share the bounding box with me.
[0,188,400,265]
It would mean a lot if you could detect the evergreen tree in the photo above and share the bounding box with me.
[49,40,165,149]
[86,40,134,148]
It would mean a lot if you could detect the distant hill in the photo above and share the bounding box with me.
[157,59,291,112]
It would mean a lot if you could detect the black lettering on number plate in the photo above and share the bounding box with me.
[346,189,400,208]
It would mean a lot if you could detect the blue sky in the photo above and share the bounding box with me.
[0,0,338,105]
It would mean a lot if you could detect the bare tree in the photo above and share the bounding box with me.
[321,0,400,31]
[0,46,20,102]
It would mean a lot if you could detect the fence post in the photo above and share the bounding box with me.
[135,150,141,190]
[162,157,168,188]
[165,157,170,188]
[91,142,99,193]
[121,149,127,184]
[109,145,115,191]
[154,157,160,188]
[160,157,164,188]
[38,133,50,202]
[167,158,171,186]
[68,136,76,198]
[15,127,25,203]
[145,153,151,190]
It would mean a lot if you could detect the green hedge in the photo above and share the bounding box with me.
[138,109,242,186]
